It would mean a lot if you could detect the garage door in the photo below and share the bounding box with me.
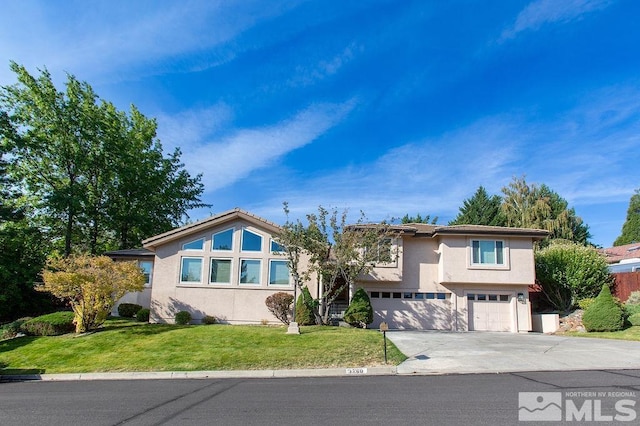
[370,291,452,330]
[467,293,512,331]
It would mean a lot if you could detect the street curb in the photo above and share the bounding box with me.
[0,366,397,382]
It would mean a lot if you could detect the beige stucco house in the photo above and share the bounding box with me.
[113,208,547,332]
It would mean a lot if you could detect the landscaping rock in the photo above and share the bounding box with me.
[556,309,586,333]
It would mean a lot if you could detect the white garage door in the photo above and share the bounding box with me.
[370,291,452,330]
[467,293,512,332]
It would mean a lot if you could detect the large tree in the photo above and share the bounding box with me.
[501,176,590,244]
[0,62,208,255]
[614,189,640,246]
[399,213,438,224]
[449,186,506,226]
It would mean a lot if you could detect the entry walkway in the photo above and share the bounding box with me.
[386,331,640,375]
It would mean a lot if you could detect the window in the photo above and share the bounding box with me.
[180,257,202,283]
[371,291,380,298]
[437,293,446,300]
[489,294,498,301]
[210,259,232,284]
[415,293,425,300]
[269,260,290,286]
[499,295,509,302]
[393,292,401,299]
[471,240,504,265]
[240,259,261,285]
[270,240,286,253]
[426,293,435,299]
[241,229,263,252]
[477,294,487,301]
[182,238,204,251]
[139,261,153,286]
[381,292,391,299]
[467,293,475,300]
[403,292,413,299]
[212,229,233,251]
[375,238,394,263]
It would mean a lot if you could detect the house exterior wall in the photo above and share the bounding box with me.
[149,218,313,324]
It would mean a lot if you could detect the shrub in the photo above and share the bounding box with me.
[344,288,373,328]
[624,304,640,316]
[627,291,640,305]
[175,311,192,325]
[629,313,640,327]
[202,315,217,325]
[265,292,294,325]
[295,287,316,325]
[20,311,75,336]
[582,285,625,332]
[578,298,595,311]
[1,317,32,340]
[118,303,142,318]
[136,308,150,322]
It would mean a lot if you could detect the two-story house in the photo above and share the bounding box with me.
[112,208,547,332]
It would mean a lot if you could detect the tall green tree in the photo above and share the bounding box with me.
[449,186,506,226]
[0,62,208,255]
[501,176,589,244]
[614,189,640,246]
[399,213,438,224]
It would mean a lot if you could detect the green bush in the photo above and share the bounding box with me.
[344,288,373,328]
[20,311,75,336]
[624,303,640,316]
[118,303,142,318]
[136,308,150,322]
[175,311,192,325]
[295,287,316,325]
[1,317,32,340]
[578,298,595,311]
[629,313,640,327]
[582,285,625,332]
[202,315,217,325]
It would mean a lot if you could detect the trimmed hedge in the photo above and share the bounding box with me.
[582,285,625,332]
[175,311,192,325]
[21,311,75,336]
[202,315,217,325]
[1,317,32,340]
[344,288,373,328]
[136,308,150,322]
[118,303,142,318]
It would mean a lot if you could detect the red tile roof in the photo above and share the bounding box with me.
[601,243,640,264]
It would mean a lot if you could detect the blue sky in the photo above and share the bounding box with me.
[1,0,639,247]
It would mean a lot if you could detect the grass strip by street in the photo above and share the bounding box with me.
[0,319,406,375]
[562,325,640,341]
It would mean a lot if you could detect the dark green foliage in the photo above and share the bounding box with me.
[615,189,640,246]
[628,313,640,327]
[175,311,192,325]
[344,288,373,328]
[136,308,150,322]
[20,311,75,336]
[1,317,32,340]
[582,285,625,332]
[117,303,142,318]
[202,315,217,324]
[399,213,438,224]
[295,287,316,325]
[449,186,506,226]
[265,292,294,325]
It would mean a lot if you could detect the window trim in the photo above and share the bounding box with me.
[212,228,234,251]
[210,258,233,285]
[179,256,203,284]
[241,228,263,252]
[268,259,291,286]
[469,238,508,269]
[239,258,262,285]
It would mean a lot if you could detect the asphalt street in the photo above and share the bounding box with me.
[2,369,639,425]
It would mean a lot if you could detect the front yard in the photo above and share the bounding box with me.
[0,319,406,375]
[564,326,640,341]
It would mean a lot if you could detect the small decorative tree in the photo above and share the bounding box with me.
[295,287,316,325]
[40,254,145,333]
[582,284,625,332]
[265,292,294,325]
[343,288,373,328]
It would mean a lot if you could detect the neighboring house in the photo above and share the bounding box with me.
[601,243,640,273]
[106,248,154,315]
[111,208,547,332]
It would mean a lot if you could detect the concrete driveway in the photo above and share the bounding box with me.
[386,331,640,375]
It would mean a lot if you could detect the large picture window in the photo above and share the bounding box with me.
[269,260,290,286]
[240,259,261,284]
[212,229,234,251]
[180,257,203,283]
[241,229,263,252]
[210,259,232,284]
[471,240,504,265]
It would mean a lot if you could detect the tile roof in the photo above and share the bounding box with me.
[601,243,640,264]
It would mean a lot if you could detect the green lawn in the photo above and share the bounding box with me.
[0,319,406,375]
[564,326,640,341]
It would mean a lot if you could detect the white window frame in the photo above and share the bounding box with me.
[241,228,263,252]
[182,238,204,251]
[179,256,203,284]
[210,258,233,285]
[239,259,262,285]
[270,239,286,254]
[138,260,153,287]
[470,239,506,266]
[268,259,291,286]
[212,228,234,251]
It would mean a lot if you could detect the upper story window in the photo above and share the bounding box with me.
[471,240,504,265]
[182,238,204,251]
[212,229,234,251]
[241,228,263,252]
[139,260,153,287]
[270,239,286,253]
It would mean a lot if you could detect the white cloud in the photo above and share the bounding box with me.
[500,0,612,41]
[288,43,361,87]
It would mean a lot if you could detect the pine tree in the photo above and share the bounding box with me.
[614,189,640,246]
[449,186,506,226]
